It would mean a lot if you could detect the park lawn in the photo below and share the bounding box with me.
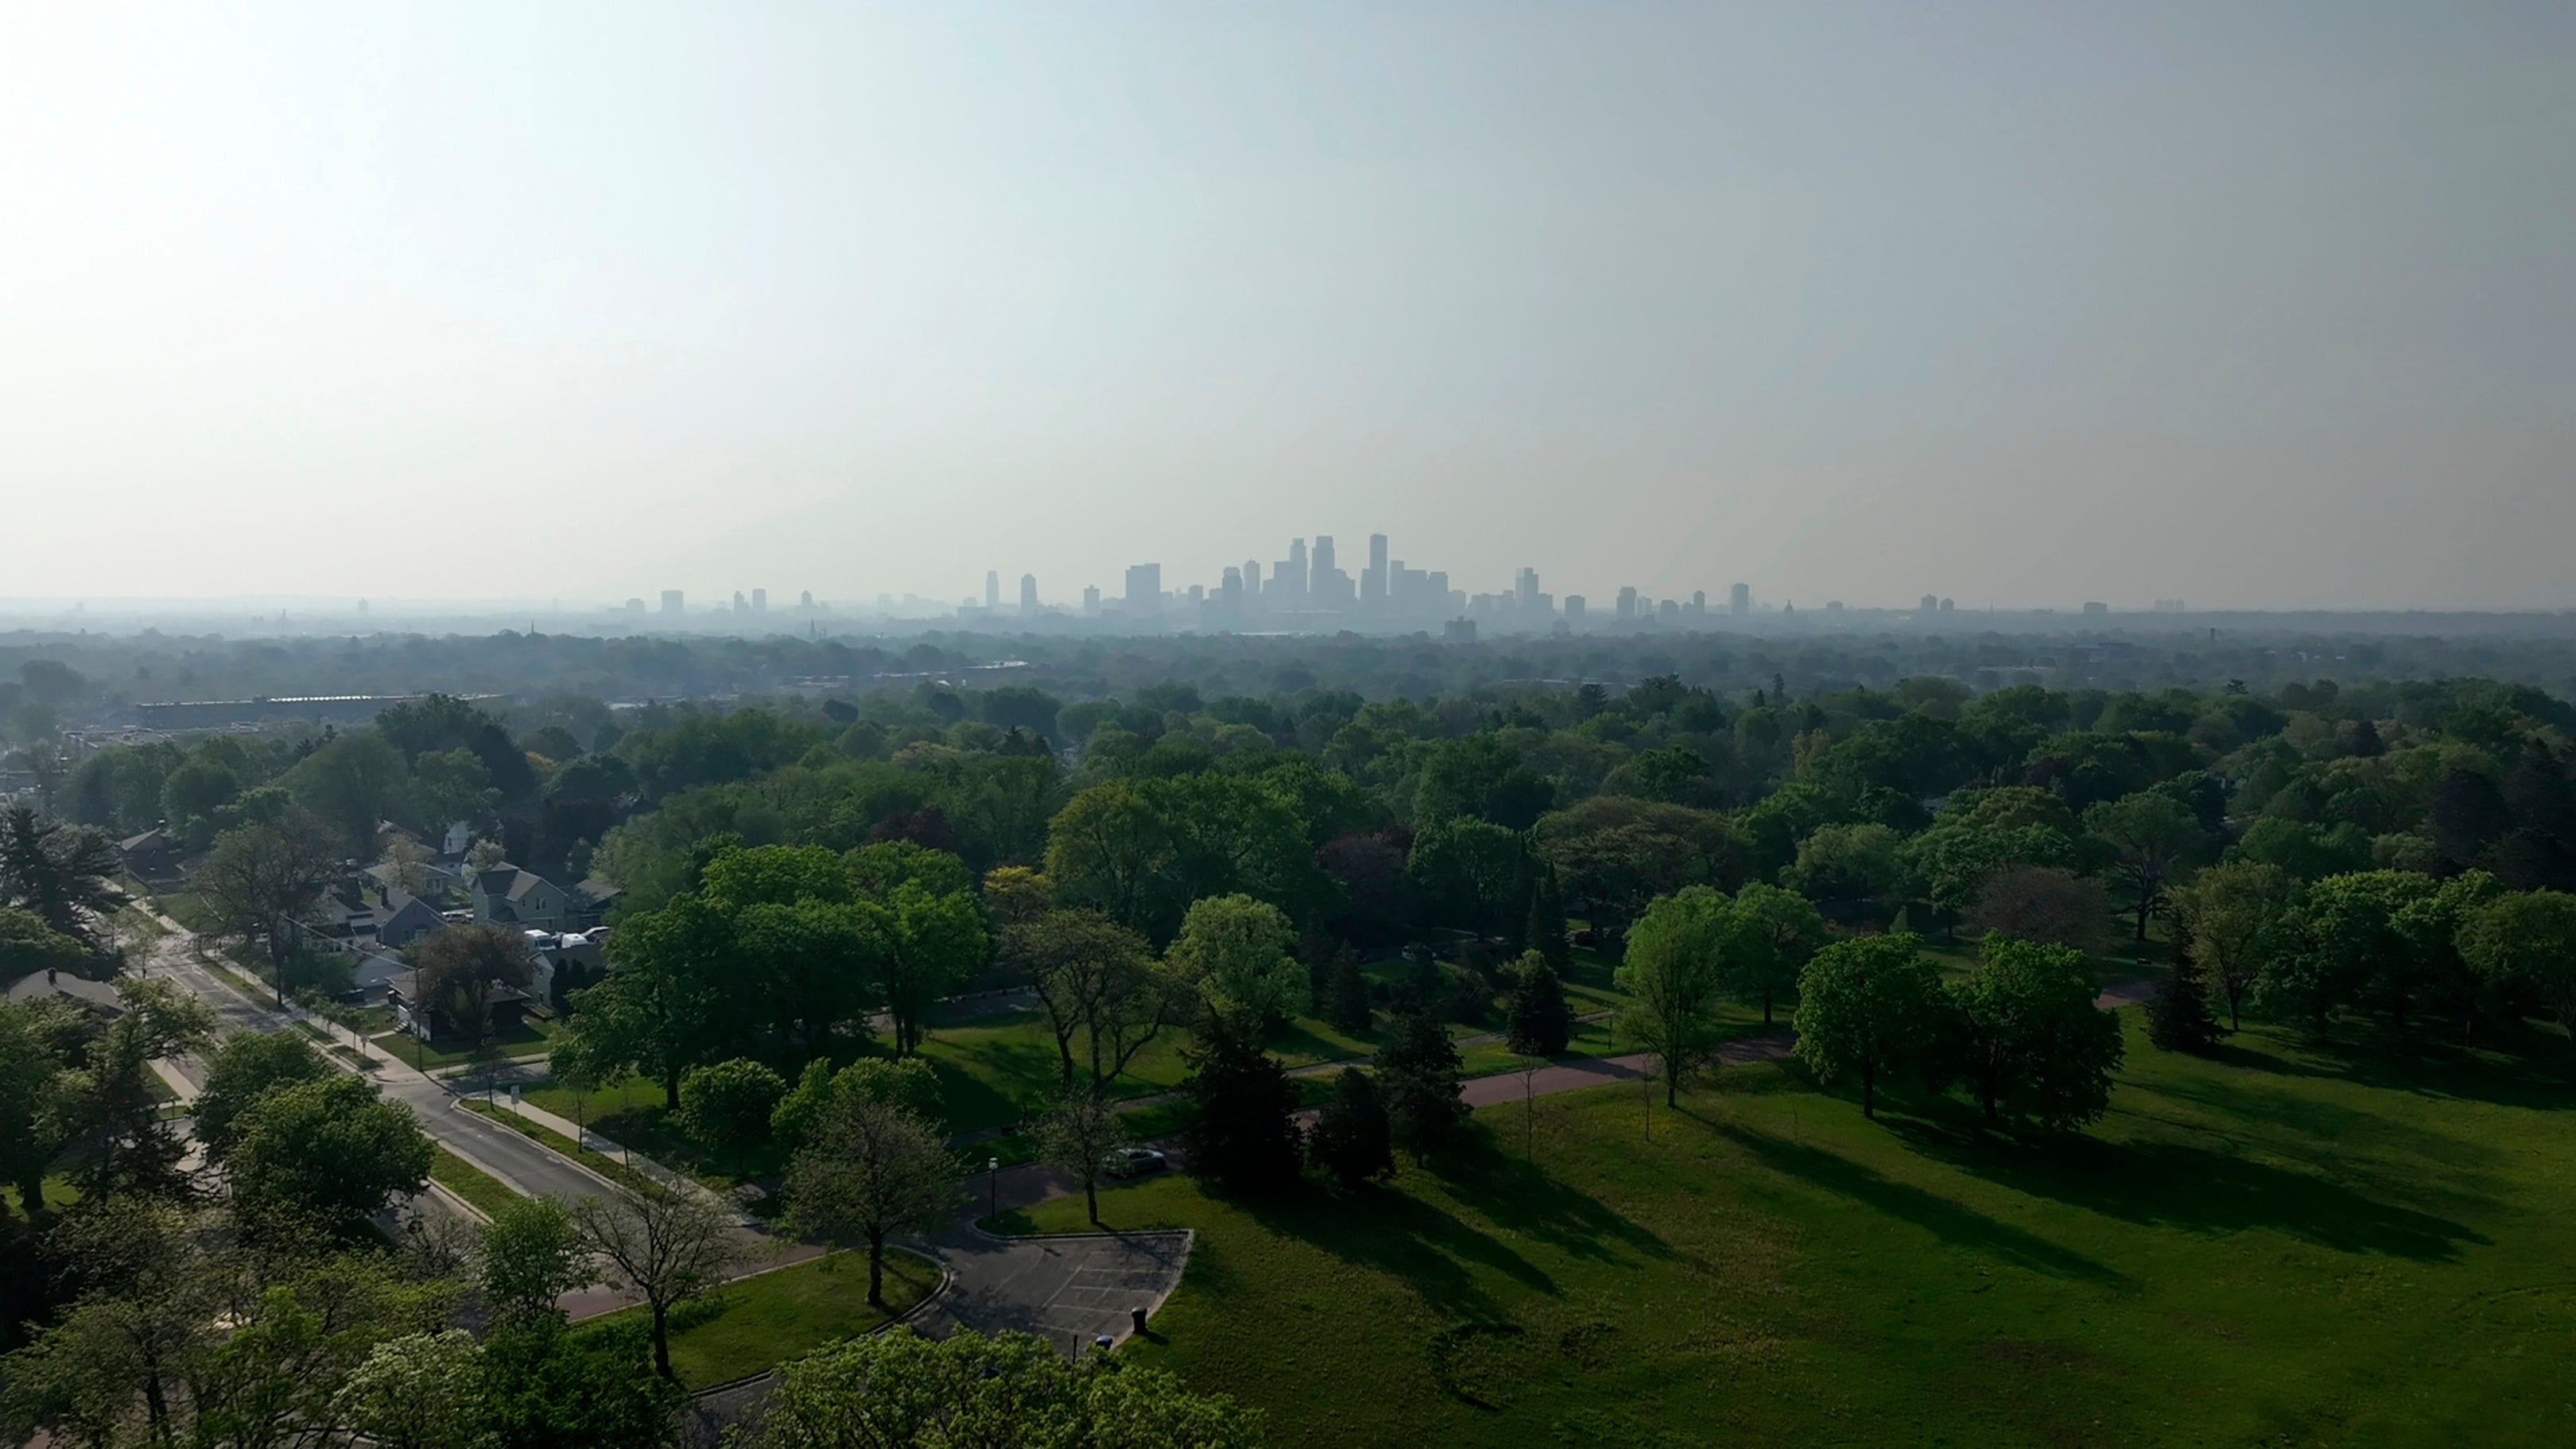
[428,1145,522,1220]
[1020,1012,2576,1448]
[589,1249,941,1389]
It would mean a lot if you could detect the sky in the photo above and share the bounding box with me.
[3,1,2571,613]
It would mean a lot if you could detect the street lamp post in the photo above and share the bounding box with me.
[987,1156,999,1224]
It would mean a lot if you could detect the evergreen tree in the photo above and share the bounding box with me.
[1325,948,1371,1035]
[1177,1017,1302,1196]
[1373,1007,1467,1162]
[2147,958,2220,1054]
[1504,950,1573,1056]
[1530,866,1571,971]
[1305,1067,1395,1189]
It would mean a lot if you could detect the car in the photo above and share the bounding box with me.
[1102,1147,1167,1180]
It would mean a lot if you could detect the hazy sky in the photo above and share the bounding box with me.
[6,2,2571,611]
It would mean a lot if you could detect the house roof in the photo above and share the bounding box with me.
[118,827,171,854]
[386,970,532,1007]
[574,878,621,905]
[6,972,123,1012]
[474,866,557,902]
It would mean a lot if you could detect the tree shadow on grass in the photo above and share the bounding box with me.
[1887,1111,2489,1263]
[1232,1181,1561,1321]
[1419,1137,1678,1271]
[1709,1121,2132,1288]
[2204,1021,2576,1112]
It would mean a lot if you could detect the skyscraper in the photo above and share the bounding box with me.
[1920,594,1939,614]
[986,571,1001,610]
[1082,584,1100,615]
[1565,595,1587,623]
[1364,533,1388,609]
[752,588,768,612]
[1729,582,1751,616]
[1221,566,1243,610]
[1020,574,1038,615]
[1616,587,1638,620]
[661,589,683,614]
[1515,568,1540,608]
[1124,564,1162,614]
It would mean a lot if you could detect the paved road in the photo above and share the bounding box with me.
[138,922,617,1207]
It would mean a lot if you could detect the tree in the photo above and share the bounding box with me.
[2146,955,2220,1053]
[772,1056,944,1157]
[332,1330,491,1449]
[188,1029,332,1164]
[1527,864,1570,971]
[1793,933,1943,1119]
[1783,823,1905,908]
[479,1315,683,1449]
[785,1093,956,1307]
[1177,1017,1302,1196]
[1033,1085,1127,1226]
[414,923,537,1050]
[1722,882,1827,1025]
[861,881,987,1058]
[2174,861,2293,1030]
[1325,947,1371,1035]
[1616,887,1730,1106]
[1374,1007,1466,1162]
[1949,936,2125,1129]
[1405,817,1527,935]
[2085,792,2206,941]
[226,1074,435,1241]
[1305,1067,1395,1189]
[1963,866,2112,959]
[0,905,87,990]
[2264,870,2447,1033]
[56,978,215,1202]
[0,806,126,951]
[1167,893,1302,1029]
[1414,734,1554,829]
[478,1195,593,1327]
[2459,889,2576,1058]
[1004,909,1175,1091]
[750,1327,1264,1449]
[572,1179,738,1381]
[192,812,343,1006]
[1504,950,1573,1056]
[0,1000,68,1218]
[286,731,408,860]
[575,894,731,1109]
[677,1058,789,1159]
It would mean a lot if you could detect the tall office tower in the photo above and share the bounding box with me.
[732,591,749,613]
[1243,560,1261,599]
[800,590,815,609]
[1515,568,1540,607]
[1565,595,1587,623]
[1124,564,1162,614]
[1187,583,1205,604]
[626,598,646,614]
[1308,533,1353,608]
[1277,539,1308,604]
[1082,584,1100,616]
[1365,533,1389,607]
[1360,564,1382,608]
[1020,574,1039,614]
[1616,586,1639,619]
[661,590,684,614]
[1221,566,1243,610]
[1313,535,1336,580]
[1919,594,1938,614]
[1690,590,1705,615]
[1938,598,1955,613]
[753,588,768,612]
[986,572,1001,610]
[1730,582,1751,616]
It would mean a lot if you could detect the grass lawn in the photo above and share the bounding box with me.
[586,1249,941,1389]
[2,1176,82,1217]
[428,1145,523,1220]
[1016,1010,2576,1447]
[370,1017,557,1069]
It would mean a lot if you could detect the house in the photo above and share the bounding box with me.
[386,968,530,1044]
[469,865,570,932]
[353,891,445,952]
[118,827,181,880]
[524,930,607,1013]
[569,878,620,930]
[364,858,464,904]
[6,969,122,1014]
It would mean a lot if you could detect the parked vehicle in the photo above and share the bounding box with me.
[1103,1147,1167,1179]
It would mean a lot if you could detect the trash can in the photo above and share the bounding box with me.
[1131,1306,1148,1336]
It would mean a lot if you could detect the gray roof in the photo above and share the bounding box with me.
[475,866,557,902]
[7,972,122,1012]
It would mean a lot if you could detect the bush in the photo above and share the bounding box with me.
[677,1059,789,1156]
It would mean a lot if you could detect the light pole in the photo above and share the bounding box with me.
[987,1156,1000,1225]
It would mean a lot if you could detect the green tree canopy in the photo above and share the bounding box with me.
[1792,933,1943,1119]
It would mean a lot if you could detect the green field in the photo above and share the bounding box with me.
[370,1017,557,1069]
[586,1249,941,1388]
[1014,1011,2576,1447]
[427,1145,523,1220]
